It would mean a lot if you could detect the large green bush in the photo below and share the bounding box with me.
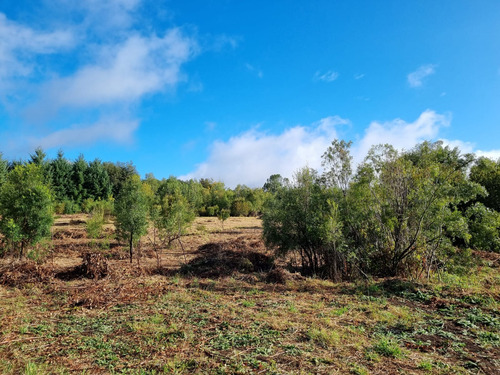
[0,164,53,258]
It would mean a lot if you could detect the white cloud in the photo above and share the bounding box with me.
[476,150,500,160]
[1,3,203,150]
[441,138,500,161]
[29,118,139,150]
[314,70,339,82]
[354,110,450,163]
[354,73,365,80]
[182,110,500,187]
[37,29,197,110]
[407,64,436,87]
[0,13,74,80]
[181,116,349,187]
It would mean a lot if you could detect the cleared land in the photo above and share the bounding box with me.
[0,215,499,374]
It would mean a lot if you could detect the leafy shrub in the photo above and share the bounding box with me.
[62,199,80,214]
[87,207,105,240]
[207,205,219,216]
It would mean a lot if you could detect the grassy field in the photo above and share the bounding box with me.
[0,216,499,374]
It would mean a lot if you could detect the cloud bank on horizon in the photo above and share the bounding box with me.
[182,110,500,188]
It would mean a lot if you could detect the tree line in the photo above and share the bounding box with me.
[0,148,268,217]
[0,148,268,261]
[1,141,499,280]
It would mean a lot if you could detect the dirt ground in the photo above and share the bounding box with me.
[46,214,266,272]
[0,214,499,374]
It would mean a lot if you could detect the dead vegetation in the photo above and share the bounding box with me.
[0,261,54,287]
[180,238,274,278]
[0,214,499,374]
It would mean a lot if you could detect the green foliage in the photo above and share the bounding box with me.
[218,208,230,229]
[207,205,219,216]
[264,140,487,280]
[263,174,287,194]
[114,176,149,263]
[0,152,8,187]
[103,161,138,198]
[26,239,52,264]
[84,159,112,201]
[371,336,405,358]
[231,197,252,216]
[49,150,72,202]
[154,193,195,246]
[69,155,88,204]
[0,164,53,257]
[263,167,343,277]
[351,141,482,276]
[62,199,80,214]
[87,207,105,240]
[466,203,500,252]
[322,139,353,192]
[470,157,500,211]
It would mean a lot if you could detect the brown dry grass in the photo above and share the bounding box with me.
[0,214,499,374]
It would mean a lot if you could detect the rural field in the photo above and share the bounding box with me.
[0,215,499,375]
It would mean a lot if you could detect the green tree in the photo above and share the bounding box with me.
[470,157,500,212]
[218,208,230,230]
[115,176,149,263]
[84,159,112,201]
[263,174,288,194]
[0,152,7,187]
[182,179,205,212]
[0,164,53,258]
[231,197,252,216]
[29,147,51,183]
[356,141,482,276]
[466,203,500,253]
[156,193,195,262]
[103,161,138,198]
[70,155,88,204]
[321,139,353,193]
[320,139,367,279]
[262,167,340,277]
[49,150,72,202]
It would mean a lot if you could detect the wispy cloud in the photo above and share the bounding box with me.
[205,121,217,131]
[0,13,74,81]
[245,63,263,78]
[354,73,365,80]
[34,29,197,111]
[407,64,436,88]
[0,1,206,154]
[209,34,239,51]
[314,70,339,82]
[29,118,139,150]
[55,0,142,35]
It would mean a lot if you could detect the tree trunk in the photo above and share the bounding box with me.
[129,231,133,264]
[19,241,24,259]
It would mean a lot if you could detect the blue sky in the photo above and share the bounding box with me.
[1,0,499,187]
